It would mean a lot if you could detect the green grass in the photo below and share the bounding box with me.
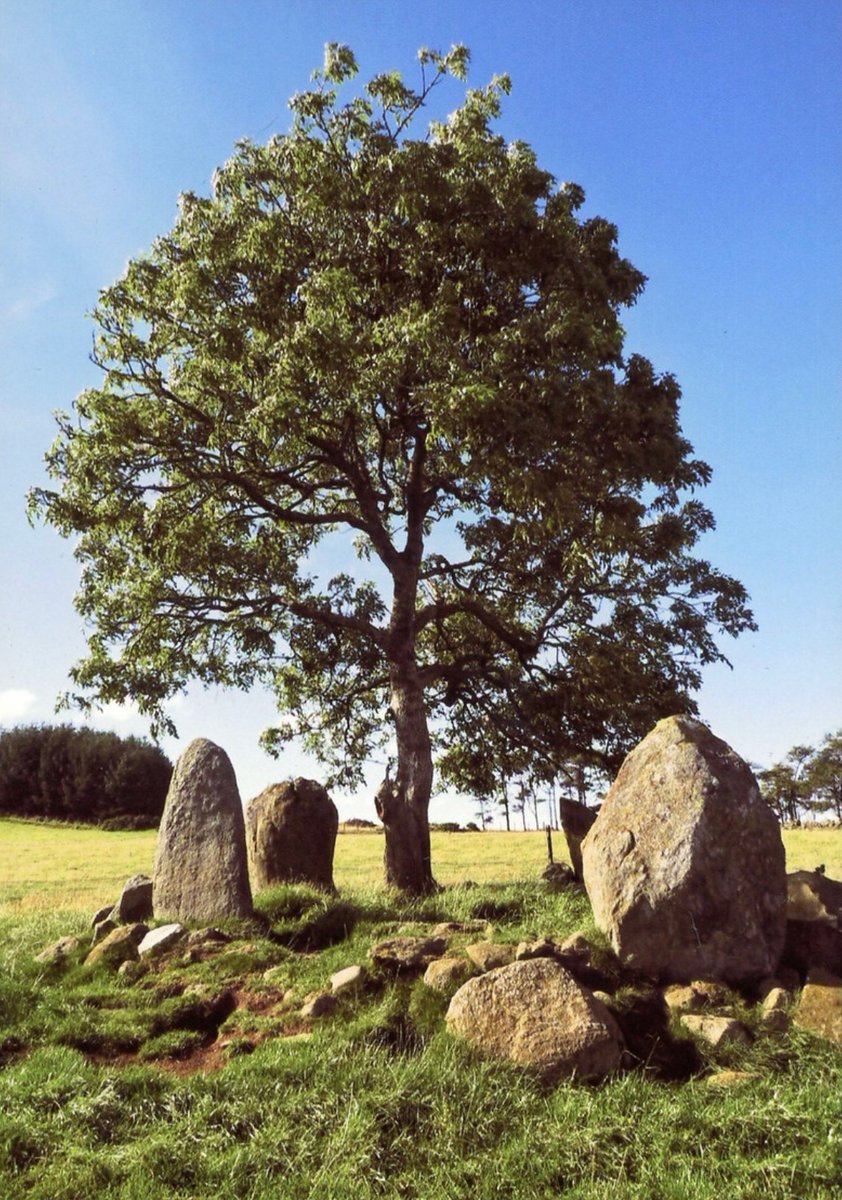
[0,820,840,1197]
[1,818,838,913]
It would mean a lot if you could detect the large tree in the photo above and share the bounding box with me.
[30,45,754,893]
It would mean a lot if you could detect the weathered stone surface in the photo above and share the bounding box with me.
[446,958,624,1083]
[558,932,593,960]
[558,797,600,881]
[663,980,734,1013]
[330,965,367,994]
[84,923,148,969]
[186,927,232,948]
[423,956,474,992]
[761,987,791,1015]
[300,991,338,1018]
[93,918,118,944]
[117,959,148,982]
[138,923,187,959]
[35,936,81,965]
[92,905,115,926]
[781,871,842,976]
[794,968,842,1047]
[117,874,153,922]
[787,870,842,924]
[515,938,558,961]
[541,862,576,890]
[153,738,252,922]
[246,778,338,892]
[466,941,516,972]
[582,716,787,984]
[369,936,447,972]
[679,1015,750,1048]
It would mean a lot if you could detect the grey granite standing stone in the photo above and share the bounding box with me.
[582,716,786,984]
[152,738,252,922]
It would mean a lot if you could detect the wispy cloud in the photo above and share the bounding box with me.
[2,283,57,321]
[0,689,36,722]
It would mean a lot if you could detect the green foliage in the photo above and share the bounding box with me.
[29,41,753,843]
[0,724,171,826]
[759,731,842,824]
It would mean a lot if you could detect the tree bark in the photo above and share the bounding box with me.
[375,660,437,895]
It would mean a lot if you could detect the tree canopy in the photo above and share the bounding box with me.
[0,724,172,828]
[30,44,755,891]
[759,732,842,825]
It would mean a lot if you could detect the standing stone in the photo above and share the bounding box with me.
[246,779,338,892]
[153,739,252,922]
[558,797,600,882]
[582,716,787,984]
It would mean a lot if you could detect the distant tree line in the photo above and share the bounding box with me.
[0,725,172,828]
[758,731,842,825]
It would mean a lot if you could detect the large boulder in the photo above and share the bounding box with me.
[246,778,338,892]
[153,739,252,922]
[445,958,624,1083]
[781,871,842,976]
[581,716,786,984]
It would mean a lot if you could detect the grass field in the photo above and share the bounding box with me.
[1,819,839,914]
[0,818,840,1198]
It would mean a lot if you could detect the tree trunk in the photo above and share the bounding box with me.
[375,662,437,895]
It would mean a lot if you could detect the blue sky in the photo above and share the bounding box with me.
[1,0,839,824]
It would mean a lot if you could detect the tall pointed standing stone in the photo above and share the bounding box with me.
[153,738,252,922]
[582,716,786,984]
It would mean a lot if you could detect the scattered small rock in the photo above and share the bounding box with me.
[92,918,118,944]
[188,927,233,946]
[138,924,187,959]
[515,938,557,961]
[431,921,487,939]
[330,965,366,995]
[423,957,474,992]
[117,874,153,923]
[117,959,148,983]
[300,992,338,1018]
[761,987,791,1015]
[679,1014,751,1048]
[541,862,576,890]
[84,923,148,969]
[369,936,447,972]
[663,980,733,1014]
[467,942,516,972]
[35,936,81,965]
[557,932,593,960]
